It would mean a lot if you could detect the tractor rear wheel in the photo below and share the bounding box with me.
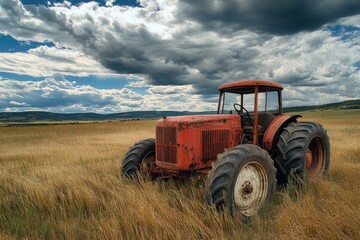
[205,144,276,217]
[121,138,156,179]
[277,122,330,183]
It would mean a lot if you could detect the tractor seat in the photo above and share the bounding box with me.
[258,112,276,132]
[242,112,275,137]
[243,125,263,135]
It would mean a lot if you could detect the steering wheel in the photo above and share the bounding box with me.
[233,103,251,120]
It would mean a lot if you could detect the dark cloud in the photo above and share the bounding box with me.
[179,0,360,35]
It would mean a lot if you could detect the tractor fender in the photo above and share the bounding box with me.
[263,114,302,151]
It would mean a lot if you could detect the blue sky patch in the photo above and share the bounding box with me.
[66,75,128,89]
[354,61,360,70]
[326,25,360,41]
[0,34,54,53]
[0,72,44,81]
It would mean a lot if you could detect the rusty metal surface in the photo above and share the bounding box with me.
[217,92,222,114]
[278,90,283,114]
[202,129,230,160]
[155,115,242,172]
[306,137,326,179]
[253,86,259,145]
[156,126,177,164]
[263,115,301,151]
[219,80,283,91]
[305,149,313,170]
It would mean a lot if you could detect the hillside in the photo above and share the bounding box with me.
[283,99,360,112]
[0,99,359,122]
[0,111,215,123]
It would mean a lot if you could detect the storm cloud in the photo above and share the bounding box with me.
[179,0,360,35]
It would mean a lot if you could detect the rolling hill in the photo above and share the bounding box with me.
[283,99,360,112]
[0,99,359,123]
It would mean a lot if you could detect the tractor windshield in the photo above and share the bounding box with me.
[219,90,280,115]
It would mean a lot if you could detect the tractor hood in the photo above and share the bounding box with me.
[157,114,241,129]
[155,114,242,172]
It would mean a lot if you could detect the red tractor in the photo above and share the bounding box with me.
[121,80,330,217]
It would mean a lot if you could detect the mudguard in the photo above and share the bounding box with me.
[263,114,301,151]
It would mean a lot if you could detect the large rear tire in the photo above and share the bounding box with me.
[205,144,276,217]
[121,138,156,179]
[277,122,330,182]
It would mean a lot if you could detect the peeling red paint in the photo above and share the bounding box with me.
[155,115,241,172]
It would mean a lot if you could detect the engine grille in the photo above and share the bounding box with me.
[156,126,177,164]
[202,129,230,161]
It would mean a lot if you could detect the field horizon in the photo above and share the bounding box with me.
[1,99,359,125]
[1,109,359,239]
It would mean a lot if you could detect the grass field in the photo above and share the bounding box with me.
[0,110,359,239]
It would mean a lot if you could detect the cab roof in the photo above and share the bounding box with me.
[219,80,283,94]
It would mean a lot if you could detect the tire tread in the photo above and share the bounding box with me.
[205,144,276,215]
[121,138,155,178]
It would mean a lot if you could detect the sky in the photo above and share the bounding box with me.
[0,0,359,113]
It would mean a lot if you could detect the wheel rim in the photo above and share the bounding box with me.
[306,137,326,179]
[233,161,268,217]
[139,151,155,177]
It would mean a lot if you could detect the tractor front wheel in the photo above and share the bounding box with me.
[121,138,156,179]
[205,144,276,217]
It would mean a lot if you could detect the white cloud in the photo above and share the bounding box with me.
[340,15,360,28]
[105,0,116,7]
[0,77,217,113]
[54,1,72,8]
[125,79,151,88]
[0,46,115,77]
[9,101,30,106]
[255,30,360,102]
[147,85,195,94]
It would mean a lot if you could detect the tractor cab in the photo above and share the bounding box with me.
[218,80,283,145]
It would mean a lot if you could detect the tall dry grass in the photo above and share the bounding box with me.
[0,110,359,239]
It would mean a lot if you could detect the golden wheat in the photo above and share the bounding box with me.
[0,111,359,239]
